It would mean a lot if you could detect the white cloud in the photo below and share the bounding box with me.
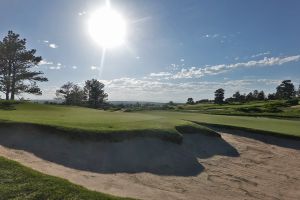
[149,72,172,77]
[40,40,58,49]
[251,51,271,58]
[49,66,61,70]
[48,62,63,70]
[78,11,87,16]
[49,43,58,49]
[39,60,53,65]
[91,66,98,70]
[72,66,77,69]
[203,34,220,38]
[172,55,300,79]
[30,75,293,102]
[180,58,185,62]
[99,77,284,102]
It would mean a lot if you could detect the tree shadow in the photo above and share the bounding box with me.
[0,124,239,177]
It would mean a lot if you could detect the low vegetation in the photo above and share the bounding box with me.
[0,157,134,200]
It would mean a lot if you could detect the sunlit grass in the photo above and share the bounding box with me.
[0,156,134,200]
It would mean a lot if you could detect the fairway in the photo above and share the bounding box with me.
[0,103,299,139]
[0,103,216,143]
[144,111,300,137]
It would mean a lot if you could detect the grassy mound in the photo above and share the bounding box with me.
[0,103,217,143]
[0,157,134,200]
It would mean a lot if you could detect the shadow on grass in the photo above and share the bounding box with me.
[0,124,239,177]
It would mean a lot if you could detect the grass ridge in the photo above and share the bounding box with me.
[0,120,218,144]
[193,121,300,140]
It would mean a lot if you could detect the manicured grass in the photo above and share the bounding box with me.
[0,102,299,140]
[0,103,216,143]
[177,100,300,119]
[143,111,300,138]
[0,156,134,200]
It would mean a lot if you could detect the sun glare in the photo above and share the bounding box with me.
[88,6,127,48]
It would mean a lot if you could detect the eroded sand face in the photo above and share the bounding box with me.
[0,126,299,200]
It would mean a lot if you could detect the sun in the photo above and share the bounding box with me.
[88,6,127,48]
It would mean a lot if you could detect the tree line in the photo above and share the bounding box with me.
[214,80,299,104]
[55,79,108,108]
[187,80,300,105]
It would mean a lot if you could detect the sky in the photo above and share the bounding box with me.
[1,0,300,102]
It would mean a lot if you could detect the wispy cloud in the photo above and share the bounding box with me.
[39,60,53,65]
[40,40,59,49]
[132,16,152,24]
[90,66,98,70]
[78,11,87,16]
[49,66,61,70]
[48,62,63,70]
[172,55,300,79]
[49,43,58,49]
[149,72,172,77]
[251,51,271,58]
[99,77,285,102]
[203,34,220,38]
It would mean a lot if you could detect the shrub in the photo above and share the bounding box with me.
[236,107,262,113]
[286,98,299,106]
[0,100,17,110]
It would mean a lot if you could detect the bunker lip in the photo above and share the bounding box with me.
[0,121,219,144]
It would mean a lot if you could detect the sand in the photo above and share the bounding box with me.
[0,125,299,200]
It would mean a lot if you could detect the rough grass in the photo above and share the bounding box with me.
[0,156,135,200]
[143,111,300,138]
[0,103,216,143]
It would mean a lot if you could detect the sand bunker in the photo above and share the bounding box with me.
[0,125,299,200]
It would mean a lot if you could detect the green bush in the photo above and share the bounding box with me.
[286,98,299,106]
[0,100,18,110]
[236,107,262,113]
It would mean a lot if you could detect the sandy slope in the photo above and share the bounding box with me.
[0,126,299,200]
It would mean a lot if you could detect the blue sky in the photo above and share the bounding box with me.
[1,0,300,102]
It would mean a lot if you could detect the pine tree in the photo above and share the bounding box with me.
[0,31,47,100]
[214,88,225,104]
[84,79,107,108]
